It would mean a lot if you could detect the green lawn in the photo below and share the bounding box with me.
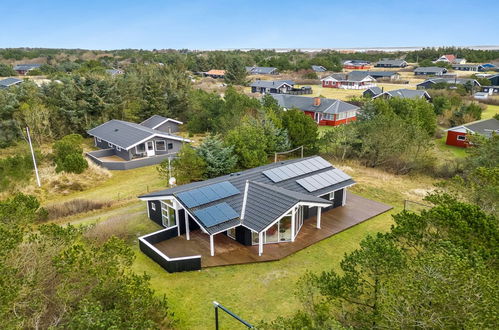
[434,135,467,159]
[482,104,499,119]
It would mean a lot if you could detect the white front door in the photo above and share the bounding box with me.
[146,141,155,156]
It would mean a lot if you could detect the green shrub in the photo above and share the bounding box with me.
[53,134,88,173]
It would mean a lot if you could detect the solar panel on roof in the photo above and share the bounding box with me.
[263,157,332,183]
[176,181,239,208]
[296,168,352,192]
[193,202,239,228]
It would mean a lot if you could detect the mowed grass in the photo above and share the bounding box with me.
[482,104,499,119]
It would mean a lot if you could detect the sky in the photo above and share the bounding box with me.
[1,0,497,50]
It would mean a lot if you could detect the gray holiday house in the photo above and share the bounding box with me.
[86,115,189,170]
[136,156,392,273]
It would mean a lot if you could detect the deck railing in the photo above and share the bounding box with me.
[138,228,201,273]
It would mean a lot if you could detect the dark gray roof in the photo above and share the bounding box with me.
[271,94,359,114]
[374,88,430,100]
[375,59,407,66]
[0,77,23,88]
[417,78,480,87]
[242,181,331,232]
[343,60,371,65]
[311,65,327,72]
[139,156,355,234]
[13,64,41,71]
[361,71,399,78]
[463,118,499,137]
[363,87,383,96]
[452,64,483,69]
[250,80,294,88]
[87,119,189,150]
[414,66,447,74]
[246,66,278,74]
[139,115,182,128]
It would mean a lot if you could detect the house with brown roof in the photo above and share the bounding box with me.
[204,70,225,79]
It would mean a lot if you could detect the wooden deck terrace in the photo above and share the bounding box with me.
[154,192,392,268]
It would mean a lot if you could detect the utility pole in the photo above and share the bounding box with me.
[26,127,41,187]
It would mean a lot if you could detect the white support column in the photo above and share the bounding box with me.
[317,207,322,229]
[185,212,190,240]
[258,232,264,256]
[291,206,296,242]
[146,201,150,218]
[342,188,347,206]
[210,235,215,256]
[174,201,180,236]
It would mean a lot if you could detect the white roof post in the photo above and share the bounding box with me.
[258,232,264,256]
[316,206,322,229]
[210,235,215,256]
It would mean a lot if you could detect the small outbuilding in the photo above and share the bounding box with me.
[375,59,408,68]
[13,64,42,75]
[446,118,499,147]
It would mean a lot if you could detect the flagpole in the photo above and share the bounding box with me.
[26,127,41,187]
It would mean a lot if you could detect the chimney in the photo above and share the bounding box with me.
[313,97,321,106]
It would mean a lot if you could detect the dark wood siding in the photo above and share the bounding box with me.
[148,200,163,226]
[333,189,344,208]
[235,226,252,245]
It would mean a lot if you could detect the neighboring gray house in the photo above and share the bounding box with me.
[356,71,400,81]
[245,66,279,75]
[417,78,481,89]
[375,59,408,68]
[271,94,359,125]
[250,80,295,94]
[482,86,499,95]
[372,88,431,101]
[311,65,327,72]
[414,66,448,76]
[140,115,182,134]
[363,86,383,98]
[86,115,189,170]
[452,64,485,72]
[0,77,23,89]
[13,64,42,75]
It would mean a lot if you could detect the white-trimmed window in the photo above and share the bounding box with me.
[136,143,146,153]
[227,227,236,239]
[457,135,466,141]
[151,202,156,211]
[116,146,121,151]
[161,201,177,228]
[155,140,166,151]
[96,138,102,142]
[329,192,335,200]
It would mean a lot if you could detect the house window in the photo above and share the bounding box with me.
[96,138,101,142]
[161,201,177,228]
[136,143,146,153]
[116,146,121,151]
[329,192,335,200]
[151,202,156,211]
[457,135,466,141]
[108,142,113,148]
[227,227,236,239]
[167,143,173,150]
[155,140,166,151]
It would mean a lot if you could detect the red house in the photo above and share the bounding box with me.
[446,118,499,147]
[271,94,359,126]
[343,60,371,70]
